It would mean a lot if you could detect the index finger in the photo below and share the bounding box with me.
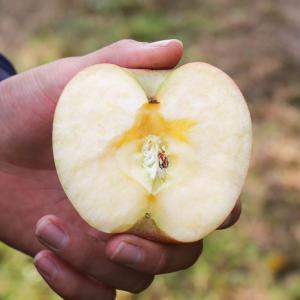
[35,215,154,293]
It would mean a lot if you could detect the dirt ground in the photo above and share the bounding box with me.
[0,0,299,299]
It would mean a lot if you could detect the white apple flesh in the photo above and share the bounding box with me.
[52,63,252,243]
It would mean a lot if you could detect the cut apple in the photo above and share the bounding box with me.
[52,63,252,243]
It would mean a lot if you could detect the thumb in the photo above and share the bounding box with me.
[0,39,183,168]
[84,39,183,69]
[35,39,183,103]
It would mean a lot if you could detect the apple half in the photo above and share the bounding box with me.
[53,63,252,243]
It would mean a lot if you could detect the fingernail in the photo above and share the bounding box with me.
[150,39,183,47]
[110,242,144,267]
[36,218,69,250]
[34,253,58,281]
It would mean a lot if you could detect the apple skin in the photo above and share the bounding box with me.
[53,63,252,243]
[127,214,178,243]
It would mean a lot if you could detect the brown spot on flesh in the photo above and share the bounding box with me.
[148,97,160,104]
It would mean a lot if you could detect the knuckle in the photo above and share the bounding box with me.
[75,245,94,271]
[108,39,134,50]
[60,282,83,300]
[115,38,135,47]
[153,251,167,274]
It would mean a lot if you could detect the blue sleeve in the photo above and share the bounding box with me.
[0,54,17,82]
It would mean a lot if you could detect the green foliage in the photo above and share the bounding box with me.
[86,0,143,14]
[0,243,58,300]
[127,13,172,40]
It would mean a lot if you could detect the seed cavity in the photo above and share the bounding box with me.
[141,135,168,193]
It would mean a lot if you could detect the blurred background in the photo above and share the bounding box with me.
[0,0,300,299]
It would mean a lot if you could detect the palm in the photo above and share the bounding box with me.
[0,97,103,257]
[0,58,109,256]
[1,164,69,255]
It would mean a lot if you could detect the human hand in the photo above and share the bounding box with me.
[0,39,241,299]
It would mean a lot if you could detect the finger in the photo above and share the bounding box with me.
[34,38,183,102]
[106,235,203,275]
[34,250,116,300]
[35,215,154,293]
[218,199,242,230]
[83,39,183,69]
[0,39,183,168]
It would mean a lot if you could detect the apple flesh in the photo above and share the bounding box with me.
[52,63,252,243]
